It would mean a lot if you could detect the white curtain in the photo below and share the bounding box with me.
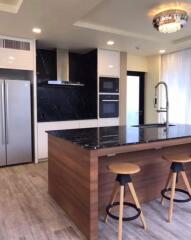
[161,49,191,124]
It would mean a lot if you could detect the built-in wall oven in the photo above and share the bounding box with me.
[99,76,119,118]
[99,77,119,93]
[99,94,119,118]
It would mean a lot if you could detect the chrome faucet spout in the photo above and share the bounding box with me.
[154,81,169,127]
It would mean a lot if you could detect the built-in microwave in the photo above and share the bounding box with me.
[99,94,119,118]
[99,77,119,93]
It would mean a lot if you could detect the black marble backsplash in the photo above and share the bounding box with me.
[37,49,97,122]
[36,49,57,82]
[37,85,97,122]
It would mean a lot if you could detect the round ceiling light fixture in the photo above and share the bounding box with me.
[153,9,188,33]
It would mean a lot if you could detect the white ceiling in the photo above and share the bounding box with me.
[1,0,191,55]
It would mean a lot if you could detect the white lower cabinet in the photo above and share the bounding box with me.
[37,121,80,160]
[37,118,119,160]
[79,119,98,128]
[98,118,119,127]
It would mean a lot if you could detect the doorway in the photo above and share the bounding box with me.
[126,71,145,126]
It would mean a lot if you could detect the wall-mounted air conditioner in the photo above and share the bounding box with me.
[0,36,35,71]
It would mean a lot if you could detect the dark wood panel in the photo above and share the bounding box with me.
[48,135,98,240]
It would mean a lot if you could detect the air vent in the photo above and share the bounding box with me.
[0,39,30,51]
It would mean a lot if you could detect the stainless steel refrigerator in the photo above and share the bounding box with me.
[0,80,32,166]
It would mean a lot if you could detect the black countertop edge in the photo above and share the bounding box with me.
[47,124,191,150]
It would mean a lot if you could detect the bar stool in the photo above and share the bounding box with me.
[104,162,147,240]
[161,154,191,222]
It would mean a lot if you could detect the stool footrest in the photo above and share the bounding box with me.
[106,201,141,222]
[161,188,191,203]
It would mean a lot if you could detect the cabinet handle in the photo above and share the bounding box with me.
[5,83,9,144]
[102,100,119,102]
[0,83,5,145]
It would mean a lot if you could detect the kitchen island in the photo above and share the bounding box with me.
[47,125,191,240]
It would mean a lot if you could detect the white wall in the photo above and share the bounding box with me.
[126,53,161,125]
[127,54,148,72]
[125,54,148,126]
[119,52,127,125]
[145,55,161,123]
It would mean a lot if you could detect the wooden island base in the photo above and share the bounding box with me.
[48,135,191,240]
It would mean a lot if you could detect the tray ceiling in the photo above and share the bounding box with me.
[0,0,191,55]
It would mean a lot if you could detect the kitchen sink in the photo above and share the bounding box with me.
[132,123,175,128]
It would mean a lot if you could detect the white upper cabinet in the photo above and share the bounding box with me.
[0,36,35,70]
[98,49,120,77]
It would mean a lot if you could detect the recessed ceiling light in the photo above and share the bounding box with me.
[9,56,15,60]
[107,40,115,46]
[159,49,166,54]
[108,64,114,68]
[32,27,42,34]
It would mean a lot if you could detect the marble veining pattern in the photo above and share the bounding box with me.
[47,124,191,150]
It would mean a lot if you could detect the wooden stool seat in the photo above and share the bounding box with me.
[108,162,140,175]
[163,154,191,163]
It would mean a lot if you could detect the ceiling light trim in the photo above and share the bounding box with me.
[74,21,167,43]
[173,35,191,45]
[0,0,23,13]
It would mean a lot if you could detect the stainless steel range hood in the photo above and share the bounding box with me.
[48,80,85,86]
[47,49,84,87]
[57,49,69,82]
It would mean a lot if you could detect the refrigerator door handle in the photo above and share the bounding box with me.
[0,83,5,145]
[5,83,9,145]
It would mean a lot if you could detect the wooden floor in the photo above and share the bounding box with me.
[0,162,191,240]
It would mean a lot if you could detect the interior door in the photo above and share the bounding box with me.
[0,80,6,166]
[5,80,32,165]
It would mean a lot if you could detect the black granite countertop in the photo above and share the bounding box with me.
[47,124,191,150]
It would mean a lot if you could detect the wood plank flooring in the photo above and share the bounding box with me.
[0,162,191,240]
